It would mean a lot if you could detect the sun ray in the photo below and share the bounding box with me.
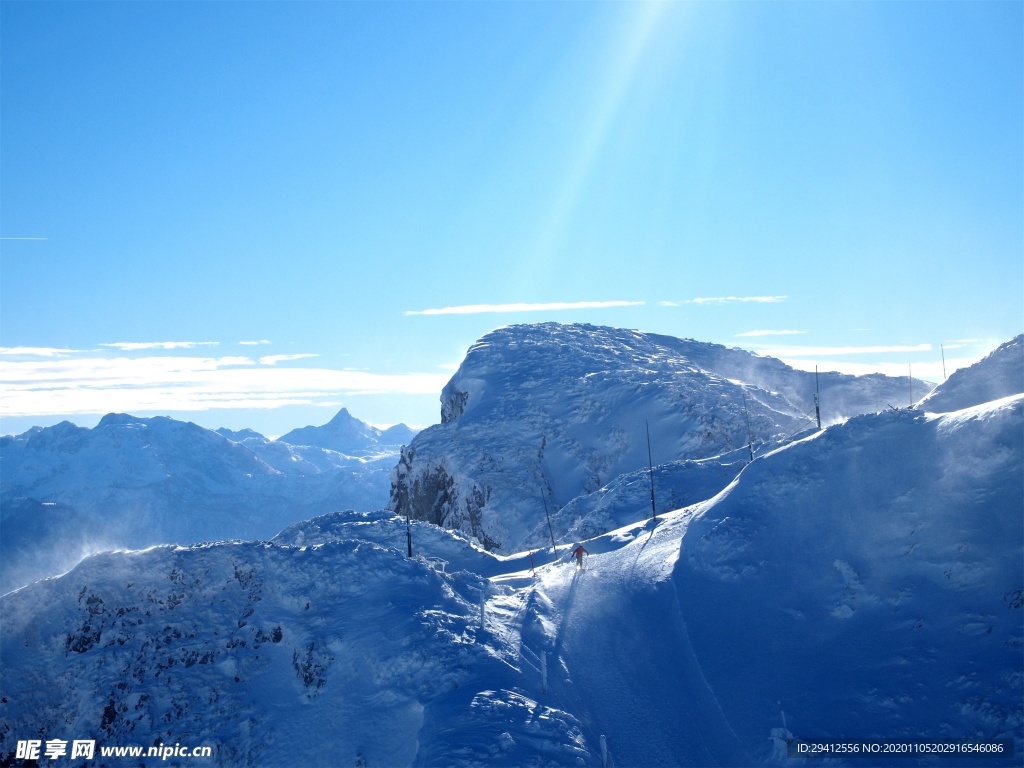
[523,1,676,276]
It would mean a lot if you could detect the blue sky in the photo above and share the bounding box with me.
[2,1,1021,436]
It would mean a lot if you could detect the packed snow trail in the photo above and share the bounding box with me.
[536,513,751,767]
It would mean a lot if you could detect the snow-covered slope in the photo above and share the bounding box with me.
[672,397,1022,762]
[2,389,1019,766]
[526,402,1022,767]
[529,447,750,549]
[644,331,935,419]
[919,334,1023,413]
[390,323,927,552]
[0,511,592,767]
[0,410,411,595]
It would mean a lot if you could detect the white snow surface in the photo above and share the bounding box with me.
[0,410,413,594]
[918,335,1023,413]
[2,340,1020,767]
[390,322,931,553]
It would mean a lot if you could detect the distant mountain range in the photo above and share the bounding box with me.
[0,409,417,594]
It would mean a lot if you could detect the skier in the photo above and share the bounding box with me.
[572,544,589,570]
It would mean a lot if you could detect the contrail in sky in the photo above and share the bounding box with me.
[405,300,644,316]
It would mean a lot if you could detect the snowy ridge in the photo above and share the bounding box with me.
[0,410,413,594]
[390,323,926,552]
[919,335,1023,413]
[643,331,934,420]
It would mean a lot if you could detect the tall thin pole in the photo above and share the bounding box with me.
[646,419,657,523]
[406,512,413,558]
[909,364,913,408]
[941,344,947,380]
[814,366,821,430]
[741,390,754,461]
[541,490,557,555]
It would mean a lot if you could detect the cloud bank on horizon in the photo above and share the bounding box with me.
[0,345,449,421]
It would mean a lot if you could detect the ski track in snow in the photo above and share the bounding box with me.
[518,510,752,767]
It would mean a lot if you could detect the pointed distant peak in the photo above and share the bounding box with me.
[327,407,358,424]
[277,408,382,453]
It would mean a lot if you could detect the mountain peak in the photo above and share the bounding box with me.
[97,412,142,428]
[394,322,937,552]
[277,408,418,455]
[327,407,355,423]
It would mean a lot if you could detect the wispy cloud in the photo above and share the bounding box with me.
[659,296,788,307]
[940,339,986,350]
[405,300,644,316]
[0,346,79,357]
[734,330,806,338]
[239,340,272,346]
[756,344,932,357]
[101,341,219,351]
[259,354,319,366]
[0,351,449,418]
[688,296,787,305]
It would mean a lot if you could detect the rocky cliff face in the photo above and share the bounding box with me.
[390,446,497,549]
[388,322,927,552]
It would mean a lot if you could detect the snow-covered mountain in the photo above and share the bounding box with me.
[919,334,1023,413]
[389,323,930,552]
[0,410,416,595]
[1,339,1019,767]
[278,407,417,455]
